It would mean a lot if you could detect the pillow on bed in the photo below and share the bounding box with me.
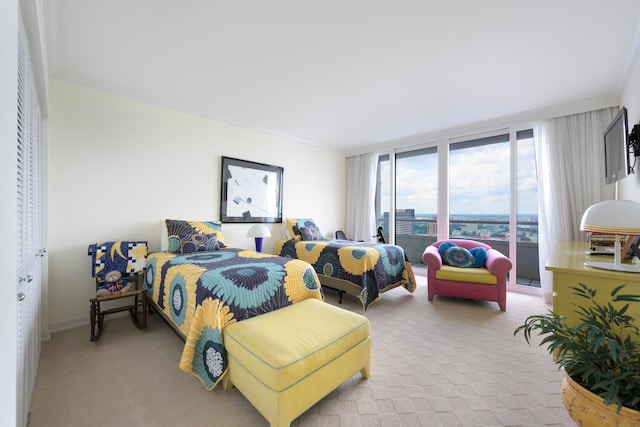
[165,219,225,253]
[443,246,475,268]
[284,218,302,240]
[296,218,318,233]
[299,225,323,241]
[181,233,224,254]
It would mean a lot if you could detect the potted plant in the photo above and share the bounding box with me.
[514,283,640,426]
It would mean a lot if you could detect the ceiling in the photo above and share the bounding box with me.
[45,1,640,153]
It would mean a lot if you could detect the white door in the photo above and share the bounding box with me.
[16,15,42,427]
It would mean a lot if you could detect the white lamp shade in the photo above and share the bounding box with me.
[580,200,640,235]
[247,224,272,238]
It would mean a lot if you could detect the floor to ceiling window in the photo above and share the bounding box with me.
[375,128,539,289]
[376,154,390,241]
[515,129,539,287]
[449,134,510,243]
[395,147,438,237]
[375,148,438,262]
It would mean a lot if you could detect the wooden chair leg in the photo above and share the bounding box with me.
[90,298,101,342]
[129,291,147,329]
[138,294,145,325]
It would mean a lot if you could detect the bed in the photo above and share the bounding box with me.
[144,219,323,390]
[276,218,416,309]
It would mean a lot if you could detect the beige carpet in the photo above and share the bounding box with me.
[29,272,575,426]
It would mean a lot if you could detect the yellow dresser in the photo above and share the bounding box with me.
[546,241,640,327]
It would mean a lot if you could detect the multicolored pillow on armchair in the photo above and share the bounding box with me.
[443,246,475,268]
[438,241,458,259]
[469,247,488,268]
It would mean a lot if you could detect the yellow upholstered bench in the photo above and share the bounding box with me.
[222,298,371,427]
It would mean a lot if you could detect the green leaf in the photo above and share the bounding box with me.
[514,283,640,412]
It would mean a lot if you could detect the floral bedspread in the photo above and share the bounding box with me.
[144,248,322,390]
[276,239,415,309]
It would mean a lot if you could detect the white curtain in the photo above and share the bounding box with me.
[535,107,617,303]
[346,153,378,242]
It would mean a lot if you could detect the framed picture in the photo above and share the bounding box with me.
[220,156,283,223]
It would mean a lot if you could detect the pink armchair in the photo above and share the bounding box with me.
[422,239,512,311]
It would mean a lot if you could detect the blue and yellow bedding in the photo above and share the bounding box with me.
[144,248,322,390]
[276,239,416,309]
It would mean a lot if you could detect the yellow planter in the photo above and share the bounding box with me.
[561,371,640,427]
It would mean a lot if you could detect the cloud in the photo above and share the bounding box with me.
[379,136,538,216]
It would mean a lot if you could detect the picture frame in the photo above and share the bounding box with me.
[220,156,283,223]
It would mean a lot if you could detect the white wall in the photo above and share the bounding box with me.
[619,55,640,202]
[47,79,346,331]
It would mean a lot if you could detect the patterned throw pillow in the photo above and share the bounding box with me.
[165,219,225,253]
[284,218,302,240]
[469,247,488,268]
[300,225,323,241]
[443,246,475,268]
[296,218,317,233]
[180,233,224,254]
[438,241,458,259]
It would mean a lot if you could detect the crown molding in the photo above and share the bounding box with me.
[345,95,619,157]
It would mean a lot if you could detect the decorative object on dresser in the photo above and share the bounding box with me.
[422,239,512,311]
[580,199,640,272]
[87,241,148,341]
[515,283,640,425]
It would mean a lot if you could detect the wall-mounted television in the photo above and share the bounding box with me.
[603,106,630,185]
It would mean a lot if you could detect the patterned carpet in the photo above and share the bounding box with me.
[29,270,575,426]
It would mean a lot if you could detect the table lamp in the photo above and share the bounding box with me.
[247,224,271,252]
[580,199,640,273]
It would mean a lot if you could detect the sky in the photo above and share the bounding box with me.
[381,136,538,216]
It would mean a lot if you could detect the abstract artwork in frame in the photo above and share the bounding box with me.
[220,156,283,223]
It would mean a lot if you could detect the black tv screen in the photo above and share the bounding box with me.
[604,106,630,185]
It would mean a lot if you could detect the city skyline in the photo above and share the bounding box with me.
[385,211,538,219]
[379,212,539,243]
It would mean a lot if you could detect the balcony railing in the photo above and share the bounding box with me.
[377,218,540,286]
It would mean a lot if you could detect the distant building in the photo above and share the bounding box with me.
[384,209,415,235]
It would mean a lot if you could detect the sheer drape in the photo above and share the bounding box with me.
[346,153,378,242]
[535,107,617,303]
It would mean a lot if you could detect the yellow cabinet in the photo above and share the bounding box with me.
[546,241,640,327]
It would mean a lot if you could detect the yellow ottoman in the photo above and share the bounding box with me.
[222,298,371,427]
